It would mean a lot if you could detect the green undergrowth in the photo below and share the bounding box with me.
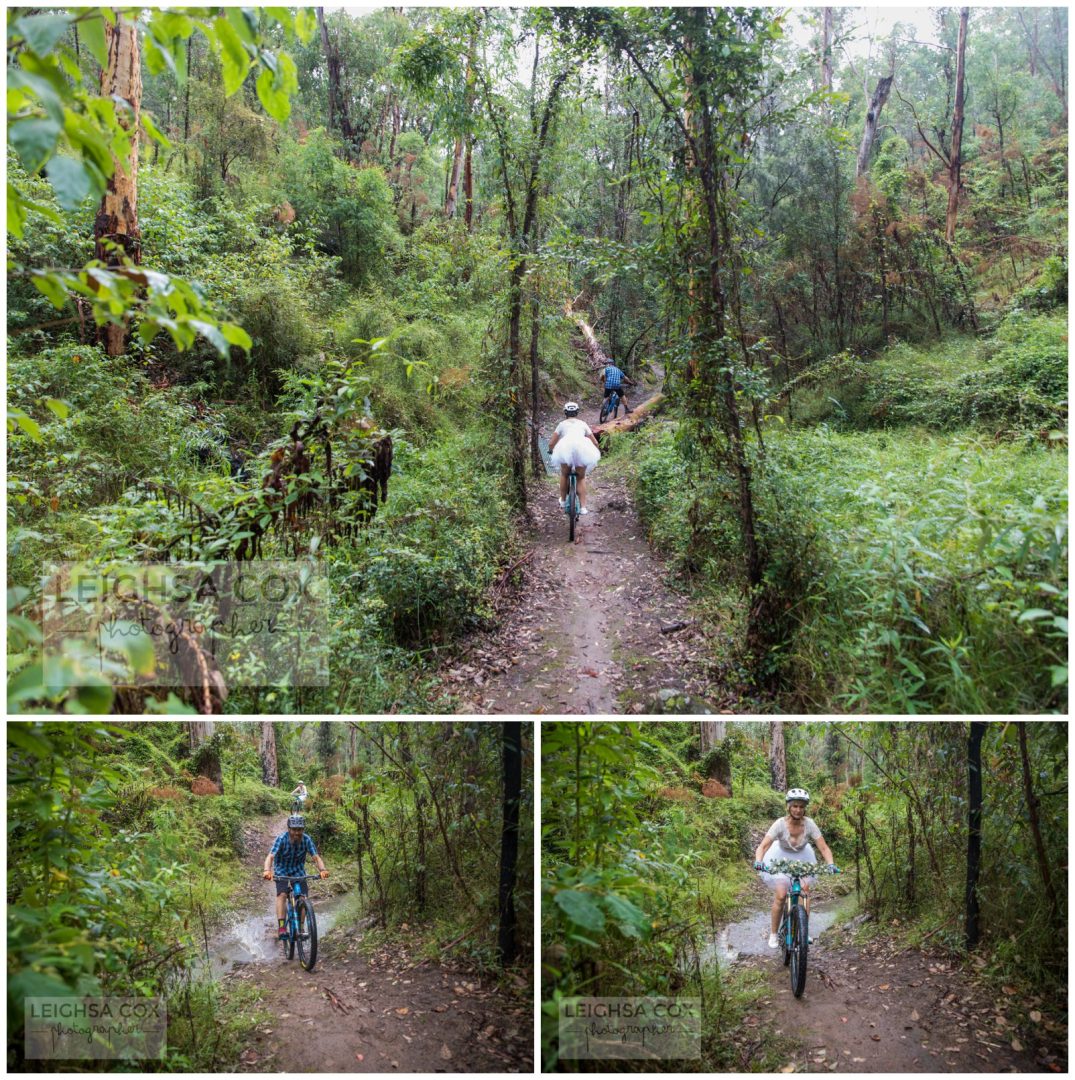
[163,978,273,1072]
[631,408,1067,712]
[761,427,1067,712]
[789,308,1068,433]
[542,724,794,1069]
[225,424,519,714]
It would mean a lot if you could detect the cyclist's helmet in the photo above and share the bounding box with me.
[785,787,810,805]
[564,402,580,416]
[287,815,305,829]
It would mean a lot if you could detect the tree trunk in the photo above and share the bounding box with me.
[259,722,279,787]
[188,720,223,790]
[529,290,542,474]
[463,134,474,229]
[398,724,427,911]
[1017,722,1062,935]
[94,14,142,357]
[946,8,969,244]
[592,392,665,439]
[906,800,916,907]
[965,720,986,948]
[187,720,214,747]
[507,260,529,508]
[497,721,523,966]
[360,799,386,926]
[445,136,463,217]
[183,35,193,164]
[463,32,477,230]
[564,300,609,372]
[855,76,894,178]
[699,720,732,793]
[769,721,787,792]
[317,7,355,158]
[820,8,834,92]
[317,8,335,132]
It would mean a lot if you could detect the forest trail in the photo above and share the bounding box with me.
[442,381,731,715]
[212,814,532,1073]
[733,876,1064,1074]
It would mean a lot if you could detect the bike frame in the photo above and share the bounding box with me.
[601,386,621,422]
[275,874,318,941]
[565,468,580,541]
[780,876,804,947]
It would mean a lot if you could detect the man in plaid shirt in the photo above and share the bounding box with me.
[598,361,634,415]
[262,815,328,939]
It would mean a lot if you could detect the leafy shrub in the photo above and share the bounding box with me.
[1014,254,1067,311]
[361,429,514,646]
[277,131,403,287]
[757,427,1067,712]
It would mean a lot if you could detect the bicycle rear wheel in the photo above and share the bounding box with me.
[296,896,318,971]
[568,473,578,541]
[790,903,808,997]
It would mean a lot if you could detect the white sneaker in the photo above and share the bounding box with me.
[558,498,567,509]
[580,507,591,515]
[768,932,779,949]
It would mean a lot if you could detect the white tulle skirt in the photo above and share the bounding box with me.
[551,437,601,470]
[760,843,817,890]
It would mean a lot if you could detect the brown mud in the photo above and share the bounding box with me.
[735,872,1065,1073]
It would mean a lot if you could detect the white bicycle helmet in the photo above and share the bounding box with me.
[564,401,580,416]
[785,787,811,804]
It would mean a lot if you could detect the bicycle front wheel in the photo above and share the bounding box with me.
[790,903,808,997]
[296,896,318,971]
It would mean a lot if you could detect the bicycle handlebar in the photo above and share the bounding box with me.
[757,859,841,877]
[271,874,323,882]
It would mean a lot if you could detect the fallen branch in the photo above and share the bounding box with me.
[660,620,693,635]
[592,393,666,438]
[493,549,535,595]
[321,986,352,1014]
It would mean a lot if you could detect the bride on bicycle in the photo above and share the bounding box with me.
[547,402,601,515]
[753,787,836,949]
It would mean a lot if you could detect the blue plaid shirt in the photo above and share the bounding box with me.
[603,364,626,390]
[271,832,318,877]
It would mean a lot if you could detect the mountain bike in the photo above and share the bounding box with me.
[274,874,320,971]
[599,386,622,424]
[762,859,840,998]
[564,468,580,541]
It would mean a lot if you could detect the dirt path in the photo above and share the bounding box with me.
[440,384,730,715]
[736,898,1065,1073]
[215,815,533,1072]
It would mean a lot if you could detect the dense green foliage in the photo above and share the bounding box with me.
[541,722,797,1070]
[634,309,1067,712]
[822,722,1067,990]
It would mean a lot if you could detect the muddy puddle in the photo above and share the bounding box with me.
[194,890,354,980]
[698,894,856,968]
